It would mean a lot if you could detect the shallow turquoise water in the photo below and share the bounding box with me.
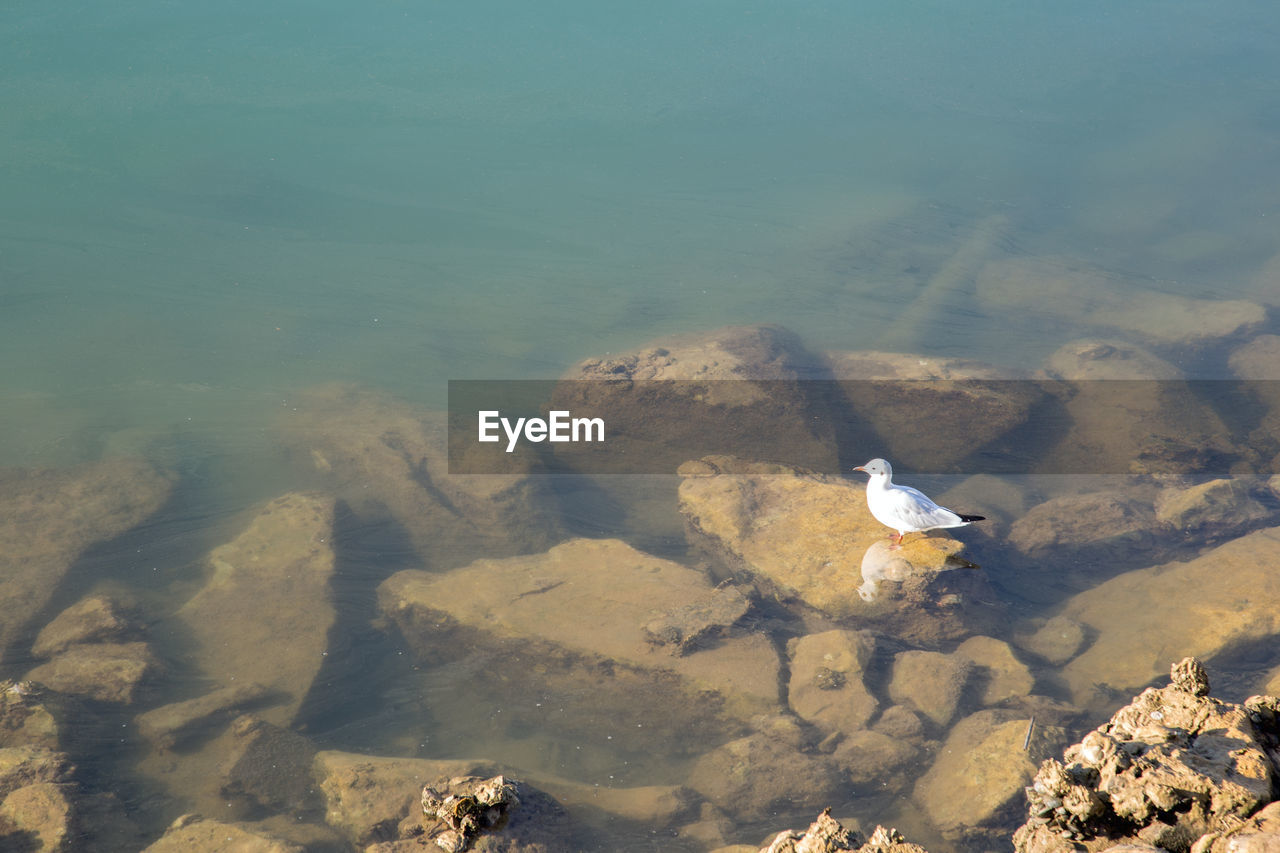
[4,1,1280,849]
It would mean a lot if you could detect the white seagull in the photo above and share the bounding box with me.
[853,458,984,545]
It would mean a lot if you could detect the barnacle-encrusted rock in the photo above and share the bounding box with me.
[1012,658,1280,853]
[759,807,859,852]
[420,775,519,851]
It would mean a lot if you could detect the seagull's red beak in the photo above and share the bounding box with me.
[852,466,866,472]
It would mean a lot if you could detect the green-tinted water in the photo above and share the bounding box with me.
[4,1,1280,850]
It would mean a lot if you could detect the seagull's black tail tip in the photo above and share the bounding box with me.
[960,514,986,523]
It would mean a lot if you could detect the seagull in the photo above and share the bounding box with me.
[852,458,984,545]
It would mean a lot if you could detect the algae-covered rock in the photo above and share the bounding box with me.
[379,538,782,746]
[218,716,318,819]
[0,682,63,751]
[1058,528,1280,708]
[175,492,337,727]
[1013,659,1278,853]
[678,456,999,645]
[279,383,561,569]
[0,458,172,665]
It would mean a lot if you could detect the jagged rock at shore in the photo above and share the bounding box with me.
[0,457,172,665]
[279,383,562,569]
[1013,658,1280,853]
[1057,528,1280,708]
[174,492,337,727]
[823,349,1040,471]
[379,537,782,747]
[550,324,837,475]
[757,809,933,853]
[678,455,1001,646]
[0,682,64,751]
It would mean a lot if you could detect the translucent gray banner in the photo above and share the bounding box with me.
[448,379,1279,476]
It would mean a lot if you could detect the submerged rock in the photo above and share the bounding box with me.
[136,682,273,750]
[678,456,1000,646]
[952,636,1036,707]
[887,650,974,728]
[140,814,304,853]
[1008,488,1162,565]
[218,716,318,820]
[315,751,500,847]
[0,681,63,751]
[379,538,782,746]
[1058,527,1280,708]
[25,641,162,705]
[31,594,141,659]
[915,710,1067,845]
[551,324,836,475]
[686,718,846,822]
[1154,478,1270,536]
[977,257,1264,348]
[0,745,75,853]
[824,349,1039,470]
[0,457,172,665]
[175,492,337,727]
[787,630,879,738]
[279,384,561,569]
[1012,658,1279,853]
[1036,341,1235,477]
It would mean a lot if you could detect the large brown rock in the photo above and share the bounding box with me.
[279,384,561,569]
[977,257,1263,348]
[175,492,337,727]
[824,350,1040,470]
[378,538,782,746]
[25,641,161,705]
[686,718,846,821]
[0,458,172,664]
[915,710,1066,844]
[140,815,304,853]
[678,456,1000,646]
[31,595,141,659]
[787,630,879,738]
[550,324,836,474]
[1036,340,1236,477]
[1008,488,1163,566]
[0,746,75,853]
[887,651,974,728]
[1013,659,1278,853]
[1058,528,1280,708]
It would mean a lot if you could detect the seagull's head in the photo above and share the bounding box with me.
[853,458,892,480]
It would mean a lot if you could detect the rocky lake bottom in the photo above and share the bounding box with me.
[5,316,1280,852]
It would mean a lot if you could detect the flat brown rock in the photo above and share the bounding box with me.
[1059,528,1280,707]
[0,458,172,664]
[379,538,782,740]
[679,456,1000,645]
[25,641,161,705]
[176,492,337,726]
